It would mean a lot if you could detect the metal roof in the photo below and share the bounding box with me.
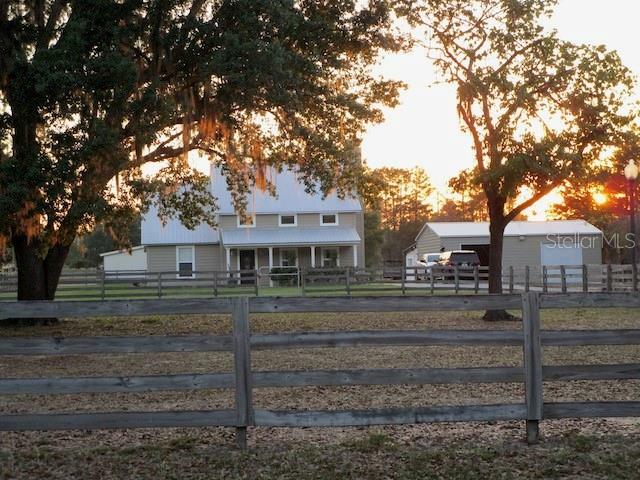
[221,227,360,247]
[141,204,220,245]
[211,166,362,215]
[418,220,602,240]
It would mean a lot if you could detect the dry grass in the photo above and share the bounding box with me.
[0,306,639,478]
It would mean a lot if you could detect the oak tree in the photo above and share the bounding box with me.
[420,0,635,318]
[0,0,404,310]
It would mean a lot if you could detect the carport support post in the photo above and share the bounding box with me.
[522,292,543,445]
[232,297,253,450]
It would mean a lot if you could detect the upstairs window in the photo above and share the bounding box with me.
[237,214,255,228]
[320,213,338,226]
[279,214,297,227]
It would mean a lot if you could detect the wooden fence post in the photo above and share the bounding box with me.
[254,270,259,297]
[232,297,253,450]
[454,266,459,294]
[346,267,351,296]
[542,266,548,293]
[157,272,162,298]
[582,265,588,293]
[100,270,106,301]
[560,266,567,293]
[607,264,613,292]
[509,266,514,293]
[213,272,218,297]
[524,266,530,292]
[521,291,543,445]
[633,263,638,292]
[474,265,479,294]
[430,267,435,295]
[301,269,306,297]
[401,267,406,296]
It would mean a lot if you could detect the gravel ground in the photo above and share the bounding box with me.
[0,307,639,478]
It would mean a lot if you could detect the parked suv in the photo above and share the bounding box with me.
[437,250,481,280]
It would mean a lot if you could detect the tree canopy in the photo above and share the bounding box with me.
[0,0,406,301]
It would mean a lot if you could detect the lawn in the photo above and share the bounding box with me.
[0,306,639,478]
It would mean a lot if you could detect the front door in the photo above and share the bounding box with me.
[239,249,256,284]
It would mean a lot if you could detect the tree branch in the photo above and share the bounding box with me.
[36,0,69,51]
[505,180,562,222]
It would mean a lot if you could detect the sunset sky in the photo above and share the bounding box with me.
[362,0,640,219]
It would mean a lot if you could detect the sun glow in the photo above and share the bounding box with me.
[593,192,608,205]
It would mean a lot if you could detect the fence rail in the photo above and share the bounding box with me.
[1,265,640,300]
[0,293,639,448]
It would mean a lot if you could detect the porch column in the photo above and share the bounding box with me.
[268,247,274,287]
[225,248,231,271]
[353,244,358,267]
[310,245,316,268]
[236,249,241,285]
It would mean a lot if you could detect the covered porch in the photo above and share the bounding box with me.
[221,228,361,286]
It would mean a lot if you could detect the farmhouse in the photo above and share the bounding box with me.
[414,220,603,269]
[103,165,364,276]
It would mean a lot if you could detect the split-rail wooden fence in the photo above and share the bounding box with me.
[0,293,639,449]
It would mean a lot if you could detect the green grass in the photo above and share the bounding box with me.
[0,281,477,301]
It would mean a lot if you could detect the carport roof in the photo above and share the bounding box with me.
[222,227,361,247]
[418,220,602,240]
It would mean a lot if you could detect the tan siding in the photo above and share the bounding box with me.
[337,213,356,227]
[339,246,357,267]
[297,213,318,227]
[442,236,488,251]
[195,245,221,271]
[257,215,278,228]
[503,237,540,269]
[146,246,176,273]
[415,226,442,256]
[582,235,603,263]
[219,215,237,229]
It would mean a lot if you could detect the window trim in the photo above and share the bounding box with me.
[321,247,340,267]
[176,245,195,279]
[279,214,298,227]
[320,213,339,226]
[237,213,256,228]
[279,248,299,267]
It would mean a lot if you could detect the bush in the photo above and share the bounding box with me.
[269,267,298,286]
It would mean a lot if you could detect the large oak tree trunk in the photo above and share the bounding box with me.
[483,209,517,321]
[5,235,71,326]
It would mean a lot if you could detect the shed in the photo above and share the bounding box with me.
[415,220,603,269]
[100,246,148,273]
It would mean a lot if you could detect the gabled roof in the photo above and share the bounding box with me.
[417,220,602,240]
[211,166,362,215]
[221,227,360,247]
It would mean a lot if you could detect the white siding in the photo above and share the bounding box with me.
[102,248,147,272]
